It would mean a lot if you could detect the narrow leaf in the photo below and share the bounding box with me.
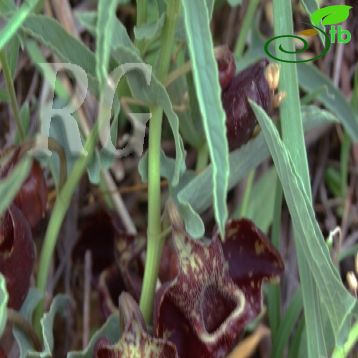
[134,14,165,41]
[181,0,230,236]
[96,0,119,85]
[0,274,8,337]
[67,315,120,358]
[21,15,98,92]
[250,100,356,349]
[0,0,39,51]
[297,63,358,142]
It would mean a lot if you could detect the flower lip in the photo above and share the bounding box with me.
[0,205,35,309]
[201,284,238,334]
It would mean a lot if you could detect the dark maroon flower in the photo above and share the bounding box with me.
[97,232,145,317]
[98,265,124,318]
[95,292,178,358]
[216,50,283,150]
[0,149,47,228]
[73,211,117,277]
[220,219,284,313]
[154,219,284,357]
[0,205,35,309]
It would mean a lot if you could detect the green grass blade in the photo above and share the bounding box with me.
[272,1,332,355]
[0,0,39,51]
[96,0,119,86]
[0,274,8,337]
[332,321,358,358]
[181,0,229,236]
[21,15,97,92]
[297,63,358,142]
[272,288,303,358]
[300,0,325,44]
[251,100,357,353]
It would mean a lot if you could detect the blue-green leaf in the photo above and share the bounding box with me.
[297,63,358,142]
[14,292,70,357]
[67,315,120,358]
[96,0,120,86]
[235,167,277,233]
[134,14,165,41]
[0,274,8,337]
[13,289,42,357]
[250,100,357,352]
[22,15,98,93]
[300,0,325,44]
[0,0,39,51]
[0,156,32,216]
[181,0,230,237]
[227,0,243,6]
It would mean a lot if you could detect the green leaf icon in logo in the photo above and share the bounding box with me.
[310,5,352,26]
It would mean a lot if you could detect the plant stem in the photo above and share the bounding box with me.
[0,51,25,141]
[234,0,260,59]
[34,125,99,333]
[139,0,180,324]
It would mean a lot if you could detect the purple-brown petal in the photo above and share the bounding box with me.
[222,59,275,150]
[221,219,284,313]
[154,235,253,357]
[1,149,48,228]
[13,160,48,228]
[73,210,117,277]
[0,205,35,309]
[95,292,178,358]
[216,45,236,90]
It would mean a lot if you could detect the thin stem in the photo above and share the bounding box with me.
[165,61,192,87]
[139,0,180,324]
[234,0,260,58]
[139,105,165,323]
[0,51,25,141]
[34,125,99,333]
